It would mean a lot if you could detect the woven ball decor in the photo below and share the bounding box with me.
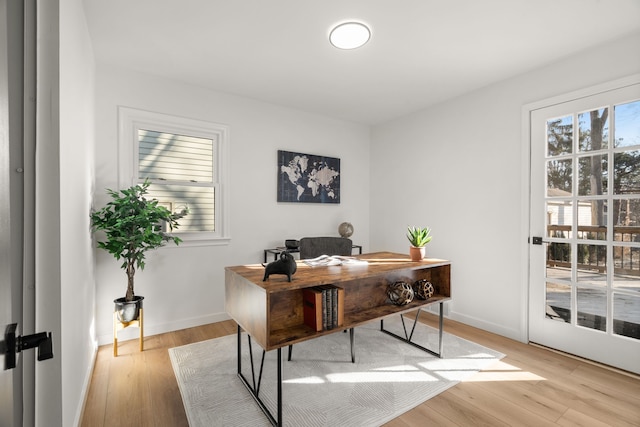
[387,281,414,305]
[413,279,434,300]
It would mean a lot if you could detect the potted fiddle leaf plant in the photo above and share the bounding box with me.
[90,179,187,322]
[407,226,432,261]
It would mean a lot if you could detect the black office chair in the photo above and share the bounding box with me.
[290,236,355,362]
[299,236,353,259]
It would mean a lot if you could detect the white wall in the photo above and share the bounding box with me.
[93,65,370,344]
[34,0,62,425]
[58,0,96,425]
[370,33,640,340]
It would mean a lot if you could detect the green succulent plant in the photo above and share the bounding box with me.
[406,226,432,247]
[90,179,187,302]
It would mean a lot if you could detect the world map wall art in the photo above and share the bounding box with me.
[277,150,340,203]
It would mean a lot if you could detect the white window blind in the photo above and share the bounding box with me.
[138,130,214,182]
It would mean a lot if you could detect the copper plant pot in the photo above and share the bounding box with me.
[409,246,425,261]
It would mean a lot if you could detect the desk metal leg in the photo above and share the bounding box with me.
[438,302,444,356]
[237,326,283,426]
[380,302,444,358]
[237,325,242,373]
[277,348,282,425]
[349,328,355,363]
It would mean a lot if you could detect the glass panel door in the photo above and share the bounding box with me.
[529,84,640,374]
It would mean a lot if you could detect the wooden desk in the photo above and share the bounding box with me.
[225,252,451,426]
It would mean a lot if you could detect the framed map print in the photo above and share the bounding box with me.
[277,150,341,203]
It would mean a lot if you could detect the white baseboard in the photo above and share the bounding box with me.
[449,310,524,342]
[97,311,232,346]
[421,302,450,317]
[74,341,98,427]
[98,307,524,347]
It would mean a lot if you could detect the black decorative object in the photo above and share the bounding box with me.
[413,279,434,300]
[387,281,414,306]
[277,150,341,203]
[285,239,300,249]
[263,251,297,282]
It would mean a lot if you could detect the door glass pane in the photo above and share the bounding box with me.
[613,293,640,339]
[613,246,640,292]
[613,198,640,242]
[547,242,571,280]
[613,150,640,195]
[614,100,640,148]
[579,107,609,151]
[577,200,606,240]
[578,154,607,196]
[547,200,572,238]
[547,159,572,196]
[547,116,573,156]
[577,244,606,286]
[577,287,607,331]
[546,282,571,323]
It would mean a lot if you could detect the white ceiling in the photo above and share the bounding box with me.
[83,0,640,125]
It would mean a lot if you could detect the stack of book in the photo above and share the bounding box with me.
[302,285,344,331]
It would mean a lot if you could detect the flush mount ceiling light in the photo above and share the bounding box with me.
[329,22,370,49]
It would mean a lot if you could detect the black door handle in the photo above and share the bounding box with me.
[2,323,54,370]
[19,331,54,361]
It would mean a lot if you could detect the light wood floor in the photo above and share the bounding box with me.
[81,313,640,426]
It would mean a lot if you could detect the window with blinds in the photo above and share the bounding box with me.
[118,106,229,244]
[137,129,216,233]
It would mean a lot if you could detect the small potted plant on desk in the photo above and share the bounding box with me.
[407,226,432,261]
[90,179,187,326]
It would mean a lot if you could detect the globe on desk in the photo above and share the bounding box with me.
[338,222,354,238]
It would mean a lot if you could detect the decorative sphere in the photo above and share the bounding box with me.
[413,279,434,300]
[338,222,354,238]
[387,281,414,306]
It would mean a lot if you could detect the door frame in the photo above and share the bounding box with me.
[0,1,37,425]
[521,73,640,345]
[0,0,17,423]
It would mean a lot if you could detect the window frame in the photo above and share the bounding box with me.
[118,106,230,246]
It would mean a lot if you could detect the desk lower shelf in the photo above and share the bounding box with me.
[268,295,450,348]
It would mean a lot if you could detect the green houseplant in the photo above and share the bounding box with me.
[407,226,432,261]
[91,179,187,322]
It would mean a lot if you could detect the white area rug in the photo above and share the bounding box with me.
[169,317,504,426]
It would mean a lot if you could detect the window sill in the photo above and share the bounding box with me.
[168,233,231,248]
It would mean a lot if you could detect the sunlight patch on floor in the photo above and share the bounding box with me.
[373,364,419,371]
[285,369,439,384]
[285,355,513,384]
[463,360,547,382]
[283,376,325,384]
[326,370,439,383]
